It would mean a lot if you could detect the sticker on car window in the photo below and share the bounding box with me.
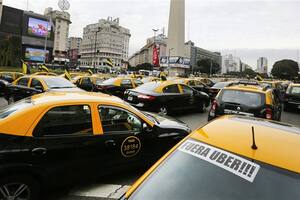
[178,139,260,182]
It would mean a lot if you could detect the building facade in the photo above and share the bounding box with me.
[67,37,82,68]
[80,17,130,69]
[185,41,222,73]
[221,54,242,74]
[44,7,71,64]
[0,0,3,23]
[128,34,167,68]
[0,4,54,67]
[257,57,268,74]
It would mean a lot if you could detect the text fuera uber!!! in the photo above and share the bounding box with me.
[179,140,260,182]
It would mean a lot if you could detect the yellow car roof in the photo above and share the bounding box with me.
[30,91,124,105]
[191,115,300,173]
[290,83,300,87]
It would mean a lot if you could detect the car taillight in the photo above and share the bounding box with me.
[209,100,218,117]
[266,107,273,119]
[138,94,156,100]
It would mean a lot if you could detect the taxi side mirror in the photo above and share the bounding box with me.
[143,123,152,133]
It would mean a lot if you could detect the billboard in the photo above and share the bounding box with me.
[28,17,51,38]
[25,48,49,62]
[160,56,190,69]
[152,44,160,67]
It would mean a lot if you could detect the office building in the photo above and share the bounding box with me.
[67,37,82,68]
[44,7,71,63]
[221,54,242,74]
[80,17,130,69]
[257,57,268,74]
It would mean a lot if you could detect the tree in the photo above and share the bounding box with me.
[196,58,220,75]
[271,59,299,79]
[243,68,257,78]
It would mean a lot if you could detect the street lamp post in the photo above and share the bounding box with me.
[93,27,101,73]
[168,48,174,76]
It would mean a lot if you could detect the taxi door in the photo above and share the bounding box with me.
[95,105,152,169]
[22,104,112,183]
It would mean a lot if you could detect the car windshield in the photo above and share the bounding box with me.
[291,86,300,94]
[0,98,33,119]
[43,77,75,89]
[128,139,300,200]
[135,82,161,92]
[212,82,231,89]
[102,78,117,85]
[220,89,263,107]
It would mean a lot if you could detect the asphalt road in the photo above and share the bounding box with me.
[0,98,299,199]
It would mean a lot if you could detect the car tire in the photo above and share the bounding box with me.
[199,101,206,113]
[158,106,169,116]
[7,97,14,104]
[0,175,40,200]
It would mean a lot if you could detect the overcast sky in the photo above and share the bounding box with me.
[3,0,300,69]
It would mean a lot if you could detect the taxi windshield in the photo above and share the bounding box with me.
[0,98,33,119]
[220,89,264,107]
[291,87,300,94]
[43,77,75,89]
[128,140,300,200]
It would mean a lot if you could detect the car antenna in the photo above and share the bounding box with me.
[251,126,258,150]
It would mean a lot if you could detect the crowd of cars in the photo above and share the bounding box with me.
[0,70,299,199]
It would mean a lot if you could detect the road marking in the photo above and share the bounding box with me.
[70,184,131,199]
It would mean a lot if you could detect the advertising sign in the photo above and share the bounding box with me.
[25,48,49,62]
[160,56,190,69]
[28,17,51,38]
[152,44,160,67]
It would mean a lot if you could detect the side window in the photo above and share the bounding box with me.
[81,77,92,85]
[181,84,194,95]
[134,79,142,86]
[188,81,195,86]
[163,84,180,93]
[17,78,29,86]
[121,79,133,87]
[30,78,43,89]
[33,105,93,137]
[195,81,205,88]
[98,106,142,134]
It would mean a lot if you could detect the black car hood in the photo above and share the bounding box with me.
[144,112,191,134]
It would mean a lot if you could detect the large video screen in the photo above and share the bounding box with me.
[28,17,51,38]
[25,48,49,62]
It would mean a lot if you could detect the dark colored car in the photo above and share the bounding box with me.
[175,78,211,94]
[97,77,142,98]
[74,75,105,91]
[208,81,236,99]
[124,81,210,115]
[0,92,190,200]
[4,75,82,104]
[208,83,282,121]
[284,83,300,112]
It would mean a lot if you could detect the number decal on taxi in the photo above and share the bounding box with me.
[121,136,141,157]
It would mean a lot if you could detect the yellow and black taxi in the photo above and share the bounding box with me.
[207,81,237,98]
[124,81,210,115]
[74,74,106,91]
[0,72,24,82]
[140,77,161,84]
[0,72,24,97]
[284,83,300,112]
[197,77,215,87]
[97,77,143,98]
[4,75,82,104]
[33,72,58,76]
[208,81,282,121]
[0,92,190,199]
[174,78,211,94]
[122,115,300,200]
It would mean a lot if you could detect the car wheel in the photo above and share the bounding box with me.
[158,106,168,116]
[0,175,39,200]
[199,101,206,113]
[7,97,14,104]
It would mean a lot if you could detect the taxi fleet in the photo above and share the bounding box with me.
[0,92,190,199]
[123,115,300,200]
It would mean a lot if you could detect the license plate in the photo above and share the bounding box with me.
[128,96,133,101]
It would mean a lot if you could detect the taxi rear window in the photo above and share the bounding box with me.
[0,98,33,119]
[129,139,300,200]
[219,89,264,107]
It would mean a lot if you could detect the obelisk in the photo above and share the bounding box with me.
[167,0,185,57]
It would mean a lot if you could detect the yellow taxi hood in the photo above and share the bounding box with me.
[191,115,300,173]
